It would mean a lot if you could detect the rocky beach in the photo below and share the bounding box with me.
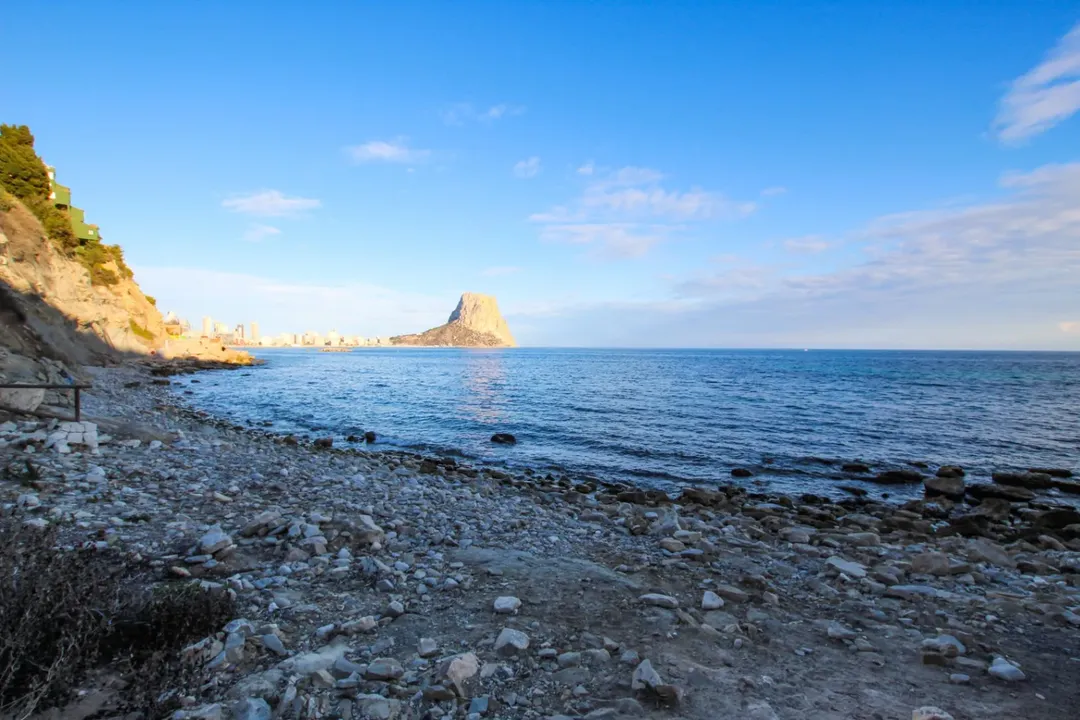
[1,363,1078,720]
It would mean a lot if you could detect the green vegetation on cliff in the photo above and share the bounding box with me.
[0,124,132,285]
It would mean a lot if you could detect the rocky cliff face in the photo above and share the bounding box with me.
[392,292,517,347]
[0,197,165,390]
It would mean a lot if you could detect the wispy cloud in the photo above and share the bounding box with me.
[783,235,831,254]
[481,266,522,277]
[760,186,787,197]
[346,138,431,164]
[222,190,321,217]
[530,165,755,258]
[994,22,1080,143]
[243,224,282,243]
[513,156,542,179]
[1060,321,1080,333]
[577,161,595,176]
[441,102,525,125]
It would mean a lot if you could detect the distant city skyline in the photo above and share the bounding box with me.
[5,5,1080,348]
[172,312,389,347]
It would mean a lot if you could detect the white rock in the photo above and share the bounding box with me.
[494,628,530,657]
[988,656,1026,682]
[631,658,662,690]
[701,591,724,610]
[493,596,522,614]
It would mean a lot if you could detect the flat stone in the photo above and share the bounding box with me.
[639,593,679,609]
[365,657,404,681]
[910,552,952,576]
[825,556,867,579]
[712,584,749,603]
[912,708,954,720]
[418,637,439,658]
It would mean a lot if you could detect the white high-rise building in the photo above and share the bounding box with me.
[202,316,213,337]
[251,322,260,343]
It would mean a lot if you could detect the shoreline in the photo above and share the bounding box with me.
[169,360,1080,511]
[0,363,1077,719]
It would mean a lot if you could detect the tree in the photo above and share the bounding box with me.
[0,125,49,199]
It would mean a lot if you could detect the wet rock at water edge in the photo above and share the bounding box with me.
[924,475,965,500]
[1029,467,1073,478]
[936,465,965,478]
[872,469,924,484]
[491,433,517,445]
[364,430,377,443]
[731,467,753,478]
[841,462,871,473]
[992,470,1053,489]
[314,437,333,449]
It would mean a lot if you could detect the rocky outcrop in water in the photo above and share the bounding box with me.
[391,292,516,347]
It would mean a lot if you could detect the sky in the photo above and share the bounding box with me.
[2,2,1080,349]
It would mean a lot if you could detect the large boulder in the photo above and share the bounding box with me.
[0,387,45,413]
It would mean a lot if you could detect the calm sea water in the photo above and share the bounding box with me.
[179,348,1080,497]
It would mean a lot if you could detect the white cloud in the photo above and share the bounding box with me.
[995,22,1080,142]
[441,103,525,125]
[783,235,831,254]
[530,165,755,258]
[481,266,522,277]
[760,186,787,197]
[133,267,449,338]
[346,138,431,164]
[577,161,595,176]
[243,224,282,243]
[513,156,542,179]
[222,190,321,217]
[538,223,667,259]
[518,161,1080,348]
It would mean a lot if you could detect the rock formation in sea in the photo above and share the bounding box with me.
[391,292,517,347]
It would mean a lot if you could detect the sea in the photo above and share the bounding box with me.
[178,348,1080,499]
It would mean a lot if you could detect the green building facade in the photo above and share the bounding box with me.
[46,165,100,242]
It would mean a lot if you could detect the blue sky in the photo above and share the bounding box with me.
[3,2,1080,348]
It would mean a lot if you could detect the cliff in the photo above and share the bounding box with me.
[391,292,517,347]
[0,195,170,402]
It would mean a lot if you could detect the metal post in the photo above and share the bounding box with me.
[74,388,81,422]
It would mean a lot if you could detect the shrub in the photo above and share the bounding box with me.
[129,319,155,341]
[145,295,157,306]
[0,188,13,212]
[0,520,235,718]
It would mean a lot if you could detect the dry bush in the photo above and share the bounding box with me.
[0,521,235,719]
